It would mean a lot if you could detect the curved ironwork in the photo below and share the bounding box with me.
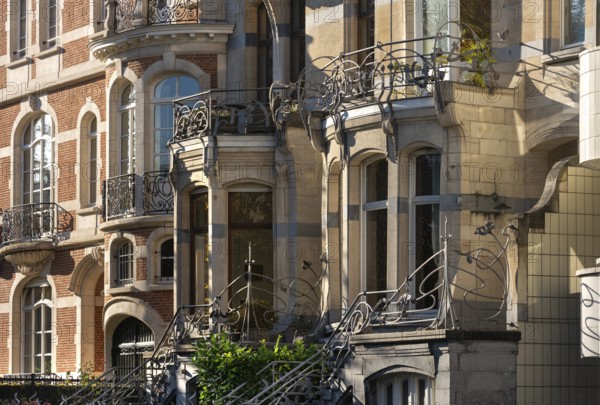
[143,170,174,215]
[115,0,137,33]
[148,0,200,25]
[172,89,278,143]
[104,173,136,220]
[580,282,600,357]
[1,203,73,244]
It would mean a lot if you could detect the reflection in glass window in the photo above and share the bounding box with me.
[119,83,136,175]
[153,75,200,171]
[116,241,134,286]
[159,239,174,281]
[412,151,440,309]
[563,0,585,46]
[23,280,52,374]
[363,159,388,304]
[23,114,54,205]
[228,192,273,305]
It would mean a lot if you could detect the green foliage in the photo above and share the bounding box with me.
[459,36,497,88]
[192,333,320,404]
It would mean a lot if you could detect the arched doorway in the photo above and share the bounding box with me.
[111,317,154,376]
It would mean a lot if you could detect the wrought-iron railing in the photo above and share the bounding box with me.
[148,0,201,26]
[1,203,73,244]
[172,89,276,143]
[143,170,174,215]
[228,221,514,404]
[102,170,173,220]
[114,0,137,32]
[103,173,136,220]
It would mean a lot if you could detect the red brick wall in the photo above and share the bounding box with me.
[57,139,77,203]
[62,0,89,33]
[0,1,7,56]
[0,156,10,209]
[179,54,219,88]
[56,307,77,372]
[0,103,20,148]
[94,276,104,371]
[126,57,161,78]
[0,66,6,89]
[51,248,85,298]
[63,37,90,69]
[0,313,9,374]
[47,77,106,132]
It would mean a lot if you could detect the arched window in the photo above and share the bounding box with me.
[87,116,99,206]
[410,150,441,309]
[111,317,154,377]
[362,158,388,304]
[158,238,174,281]
[22,114,54,205]
[119,83,136,175]
[153,75,199,171]
[116,240,134,286]
[23,279,53,373]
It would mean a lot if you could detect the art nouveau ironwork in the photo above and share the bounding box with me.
[1,203,73,244]
[143,171,174,215]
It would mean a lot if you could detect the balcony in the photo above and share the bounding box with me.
[0,203,73,245]
[0,203,73,275]
[102,170,174,221]
[172,89,276,142]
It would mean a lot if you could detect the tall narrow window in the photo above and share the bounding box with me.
[119,84,136,175]
[153,75,199,171]
[88,117,98,205]
[411,150,440,310]
[192,191,209,302]
[116,241,134,286]
[23,280,53,374]
[358,0,375,61]
[229,191,273,305]
[257,3,273,101]
[23,115,54,205]
[47,0,58,47]
[371,373,432,405]
[363,159,388,304]
[17,0,27,57]
[290,1,305,83]
[159,239,174,281]
[563,0,585,47]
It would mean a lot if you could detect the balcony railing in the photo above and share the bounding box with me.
[102,171,174,221]
[1,203,73,245]
[113,0,220,34]
[172,89,276,142]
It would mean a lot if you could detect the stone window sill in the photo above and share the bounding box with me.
[79,206,102,216]
[35,46,64,59]
[541,46,584,65]
[106,285,136,295]
[6,56,31,69]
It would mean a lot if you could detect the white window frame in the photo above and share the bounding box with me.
[408,149,441,311]
[119,84,136,175]
[360,157,388,294]
[16,0,28,58]
[375,373,433,405]
[151,75,199,171]
[116,241,134,286]
[22,114,54,206]
[22,280,53,374]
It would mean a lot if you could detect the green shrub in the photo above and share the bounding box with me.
[192,333,320,404]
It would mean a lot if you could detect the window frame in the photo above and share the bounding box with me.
[15,0,28,58]
[87,116,99,206]
[22,114,54,206]
[157,238,175,282]
[372,373,433,405]
[118,84,136,176]
[408,149,441,311]
[115,240,134,286]
[256,2,273,101]
[561,0,586,48]
[151,75,200,172]
[22,279,53,374]
[360,157,389,300]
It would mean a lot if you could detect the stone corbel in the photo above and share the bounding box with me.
[0,241,56,276]
[307,111,327,154]
[382,117,398,164]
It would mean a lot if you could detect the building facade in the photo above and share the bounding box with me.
[0,0,599,404]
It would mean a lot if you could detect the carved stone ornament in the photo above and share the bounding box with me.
[0,241,55,276]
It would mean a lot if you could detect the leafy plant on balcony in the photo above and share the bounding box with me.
[459,36,497,89]
[192,333,319,404]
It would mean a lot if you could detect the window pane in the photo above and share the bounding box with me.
[155,104,174,129]
[402,379,409,405]
[155,77,177,98]
[179,76,200,97]
[366,209,387,294]
[415,203,440,309]
[160,239,175,279]
[564,0,585,45]
[365,159,387,203]
[229,192,272,224]
[194,193,209,229]
[415,153,440,196]
[386,383,394,405]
